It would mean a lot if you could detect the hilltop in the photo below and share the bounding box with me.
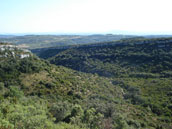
[0,42,31,59]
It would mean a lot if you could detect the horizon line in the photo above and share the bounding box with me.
[1,31,172,36]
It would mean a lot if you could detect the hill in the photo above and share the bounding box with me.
[0,34,134,49]
[43,37,172,129]
[0,35,15,38]
[49,37,172,77]
[0,46,118,129]
[0,42,171,128]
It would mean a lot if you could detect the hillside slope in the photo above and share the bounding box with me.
[49,37,172,77]
[46,37,172,129]
[0,42,171,128]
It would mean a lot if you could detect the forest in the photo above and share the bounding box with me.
[0,37,172,129]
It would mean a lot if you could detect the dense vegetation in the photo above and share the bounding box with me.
[0,54,115,128]
[0,34,134,48]
[49,37,172,77]
[47,37,172,128]
[0,37,172,129]
[0,50,153,129]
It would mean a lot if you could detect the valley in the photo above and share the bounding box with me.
[0,36,172,129]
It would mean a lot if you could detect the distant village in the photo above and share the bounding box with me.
[0,43,31,59]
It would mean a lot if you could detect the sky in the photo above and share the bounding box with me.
[1,0,172,35]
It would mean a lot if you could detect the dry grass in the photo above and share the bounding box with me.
[20,71,53,87]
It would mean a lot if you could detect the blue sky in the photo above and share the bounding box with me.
[1,0,172,34]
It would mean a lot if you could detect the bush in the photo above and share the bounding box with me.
[49,101,72,122]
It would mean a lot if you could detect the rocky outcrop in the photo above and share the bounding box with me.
[0,43,31,59]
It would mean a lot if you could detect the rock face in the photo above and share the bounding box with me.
[0,44,16,51]
[0,43,31,59]
[20,54,30,59]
